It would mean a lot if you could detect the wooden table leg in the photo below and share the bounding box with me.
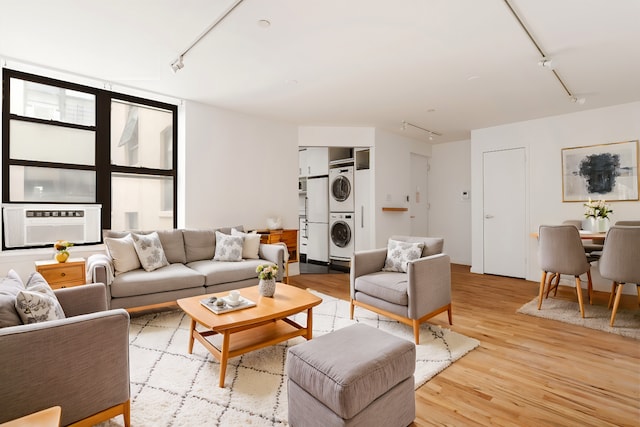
[218,331,231,388]
[188,318,196,354]
[305,307,313,340]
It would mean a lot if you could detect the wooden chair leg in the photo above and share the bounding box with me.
[586,270,593,305]
[538,271,547,310]
[447,306,453,325]
[546,273,560,298]
[637,285,640,308]
[608,282,617,309]
[610,283,624,327]
[574,276,585,318]
[413,319,420,345]
[349,300,355,319]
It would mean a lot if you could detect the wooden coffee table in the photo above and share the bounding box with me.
[177,283,322,387]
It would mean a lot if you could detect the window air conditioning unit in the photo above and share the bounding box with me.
[2,204,102,249]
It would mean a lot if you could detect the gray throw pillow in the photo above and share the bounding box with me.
[0,270,25,328]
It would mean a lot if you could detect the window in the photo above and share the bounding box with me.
[2,69,178,233]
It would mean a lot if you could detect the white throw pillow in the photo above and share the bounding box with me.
[131,232,169,272]
[231,228,261,259]
[382,239,425,273]
[213,231,244,262]
[105,234,141,275]
[14,272,65,324]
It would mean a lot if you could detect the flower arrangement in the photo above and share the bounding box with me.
[54,240,73,263]
[583,198,613,219]
[256,264,278,281]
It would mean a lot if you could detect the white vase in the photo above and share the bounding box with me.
[258,278,276,297]
[596,217,610,233]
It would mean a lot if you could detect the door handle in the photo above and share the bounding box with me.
[485,214,494,219]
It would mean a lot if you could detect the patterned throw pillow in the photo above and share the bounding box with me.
[213,231,244,262]
[14,272,65,324]
[131,232,169,272]
[105,233,141,275]
[231,228,261,259]
[382,239,425,273]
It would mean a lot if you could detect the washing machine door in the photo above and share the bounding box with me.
[331,221,352,248]
[331,175,351,202]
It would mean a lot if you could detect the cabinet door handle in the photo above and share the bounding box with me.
[61,272,66,277]
[361,205,364,228]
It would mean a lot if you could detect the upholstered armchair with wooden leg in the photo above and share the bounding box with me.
[350,236,452,344]
[598,225,640,326]
[537,225,595,317]
[0,283,130,427]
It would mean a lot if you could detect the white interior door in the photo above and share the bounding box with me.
[410,153,429,236]
[483,148,526,278]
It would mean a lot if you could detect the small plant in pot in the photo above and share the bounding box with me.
[256,264,278,297]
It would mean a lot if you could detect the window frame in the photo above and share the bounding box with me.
[2,68,178,234]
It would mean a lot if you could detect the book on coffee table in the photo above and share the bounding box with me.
[200,296,256,314]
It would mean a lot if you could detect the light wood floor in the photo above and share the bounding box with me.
[288,265,640,427]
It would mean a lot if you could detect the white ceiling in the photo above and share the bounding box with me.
[2,0,639,143]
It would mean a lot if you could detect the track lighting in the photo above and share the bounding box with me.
[170,56,184,73]
[169,0,245,73]
[538,58,553,70]
[401,121,442,139]
[570,96,586,105]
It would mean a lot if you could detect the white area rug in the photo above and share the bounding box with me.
[518,296,640,340]
[99,291,479,427]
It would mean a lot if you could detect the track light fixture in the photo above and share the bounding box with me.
[401,121,442,140]
[504,0,585,105]
[170,56,184,73]
[538,58,554,70]
[169,0,245,73]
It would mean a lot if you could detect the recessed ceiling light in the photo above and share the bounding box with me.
[258,19,271,28]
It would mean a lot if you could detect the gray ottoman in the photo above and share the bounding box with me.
[286,323,416,427]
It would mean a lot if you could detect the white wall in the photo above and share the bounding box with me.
[429,140,472,265]
[183,101,299,230]
[298,126,375,147]
[470,101,640,292]
[373,129,432,248]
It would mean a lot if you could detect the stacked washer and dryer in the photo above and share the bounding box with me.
[329,165,355,263]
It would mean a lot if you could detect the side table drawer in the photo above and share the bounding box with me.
[35,258,86,289]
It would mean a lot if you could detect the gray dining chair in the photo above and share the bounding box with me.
[598,225,640,326]
[537,225,594,317]
[562,219,603,254]
[615,220,640,226]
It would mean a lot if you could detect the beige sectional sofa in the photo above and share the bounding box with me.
[88,226,285,310]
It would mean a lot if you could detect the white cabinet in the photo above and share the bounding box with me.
[299,217,308,255]
[355,168,373,251]
[299,147,328,177]
[308,222,329,262]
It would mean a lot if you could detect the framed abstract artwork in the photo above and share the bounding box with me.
[561,140,639,202]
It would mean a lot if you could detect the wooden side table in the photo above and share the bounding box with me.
[35,258,86,289]
[257,229,299,283]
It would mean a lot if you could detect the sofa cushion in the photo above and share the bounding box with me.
[354,271,409,306]
[15,273,66,324]
[131,232,169,272]
[390,235,444,257]
[213,231,243,262]
[105,234,141,275]
[231,228,261,259]
[188,259,264,286]
[109,263,205,298]
[183,229,216,262]
[383,239,424,273]
[156,230,187,264]
[216,225,244,235]
[0,270,25,328]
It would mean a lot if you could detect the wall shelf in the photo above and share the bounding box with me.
[381,207,408,212]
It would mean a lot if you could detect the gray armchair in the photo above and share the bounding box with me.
[0,283,130,427]
[350,236,452,344]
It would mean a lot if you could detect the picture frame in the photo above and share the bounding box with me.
[561,140,639,202]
